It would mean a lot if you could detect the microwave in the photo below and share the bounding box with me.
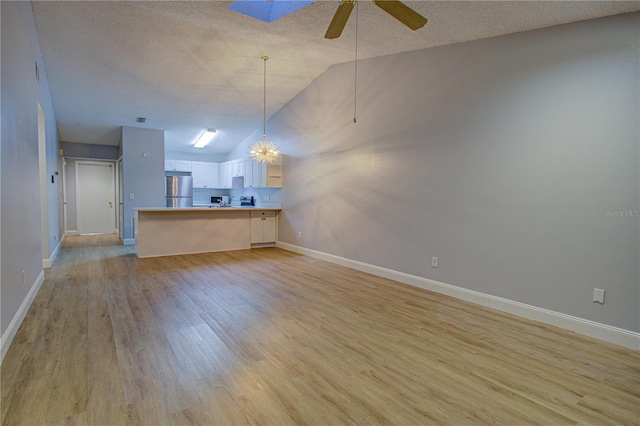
[210,196,229,205]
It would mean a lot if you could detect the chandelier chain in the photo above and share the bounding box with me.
[249,55,279,163]
[262,55,268,138]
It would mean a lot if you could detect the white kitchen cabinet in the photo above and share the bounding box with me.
[208,163,220,188]
[218,162,229,188]
[220,159,244,188]
[165,159,192,172]
[250,210,276,244]
[217,160,238,189]
[231,159,244,178]
[262,217,276,242]
[244,159,266,188]
[252,161,264,187]
[225,161,233,187]
[243,158,253,187]
[192,162,219,188]
[214,156,282,189]
[243,156,282,188]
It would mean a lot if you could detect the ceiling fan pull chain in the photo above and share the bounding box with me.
[354,0,358,124]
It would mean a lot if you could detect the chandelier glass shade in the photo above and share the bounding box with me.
[250,55,279,163]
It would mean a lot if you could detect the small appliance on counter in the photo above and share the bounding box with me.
[210,196,230,206]
[166,176,193,207]
[240,196,254,207]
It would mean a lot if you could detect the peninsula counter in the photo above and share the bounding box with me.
[134,207,281,258]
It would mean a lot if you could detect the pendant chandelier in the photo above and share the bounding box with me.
[249,56,279,163]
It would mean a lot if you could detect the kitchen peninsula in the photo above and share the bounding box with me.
[135,207,280,258]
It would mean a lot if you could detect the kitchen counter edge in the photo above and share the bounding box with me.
[135,207,281,212]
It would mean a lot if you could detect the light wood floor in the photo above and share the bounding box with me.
[2,235,638,425]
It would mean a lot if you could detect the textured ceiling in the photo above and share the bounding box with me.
[32,1,640,154]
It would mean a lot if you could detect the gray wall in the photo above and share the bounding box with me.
[231,13,640,332]
[165,150,228,164]
[121,127,165,240]
[64,159,77,231]
[61,141,119,160]
[1,2,62,337]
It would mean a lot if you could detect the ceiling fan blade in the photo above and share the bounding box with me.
[371,0,427,30]
[325,0,356,39]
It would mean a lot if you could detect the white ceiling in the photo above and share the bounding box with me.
[32,1,640,155]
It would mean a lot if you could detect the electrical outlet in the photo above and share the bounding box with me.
[432,257,438,268]
[298,232,303,239]
[593,288,605,304]
[22,270,26,285]
[129,193,134,200]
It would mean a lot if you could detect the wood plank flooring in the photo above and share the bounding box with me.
[2,234,639,425]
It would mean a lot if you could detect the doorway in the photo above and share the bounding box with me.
[75,161,116,234]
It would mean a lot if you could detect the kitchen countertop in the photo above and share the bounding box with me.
[135,206,281,212]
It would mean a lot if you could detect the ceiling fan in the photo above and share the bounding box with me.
[325,0,428,39]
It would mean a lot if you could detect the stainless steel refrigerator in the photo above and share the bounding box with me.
[166,175,193,207]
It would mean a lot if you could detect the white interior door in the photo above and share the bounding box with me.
[76,161,116,234]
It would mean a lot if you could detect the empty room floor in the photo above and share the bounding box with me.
[1,235,638,425]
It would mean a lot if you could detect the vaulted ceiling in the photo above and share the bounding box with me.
[32,1,640,154]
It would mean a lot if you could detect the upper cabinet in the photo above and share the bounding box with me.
[164,159,192,172]
[244,155,282,188]
[218,162,229,189]
[218,159,249,188]
[165,156,282,189]
[246,161,266,188]
[244,158,254,186]
[192,162,219,188]
[230,159,244,178]
[266,156,282,188]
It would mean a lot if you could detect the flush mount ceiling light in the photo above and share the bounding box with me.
[193,128,216,148]
[249,56,279,163]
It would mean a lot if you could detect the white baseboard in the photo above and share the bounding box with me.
[65,230,78,236]
[42,234,65,269]
[123,238,135,246]
[277,242,640,351]
[1,270,46,364]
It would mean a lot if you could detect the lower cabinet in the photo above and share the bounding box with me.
[250,210,276,244]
